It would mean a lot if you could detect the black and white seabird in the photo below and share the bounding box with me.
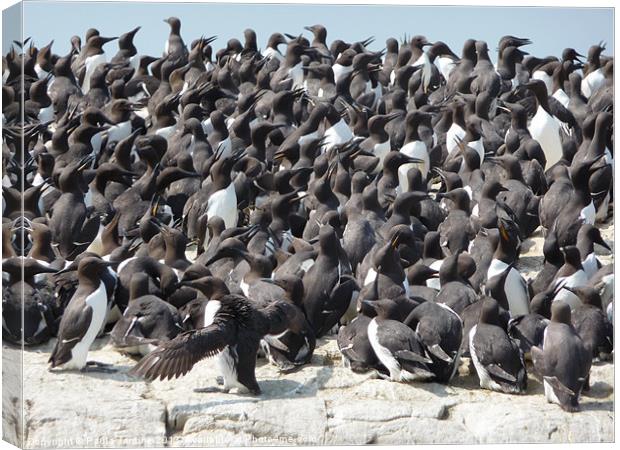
[110,272,184,355]
[566,285,613,360]
[486,215,530,316]
[551,246,589,309]
[302,225,357,337]
[130,277,304,395]
[404,301,463,383]
[531,301,593,412]
[469,298,527,394]
[49,256,118,371]
[2,256,58,346]
[365,299,434,382]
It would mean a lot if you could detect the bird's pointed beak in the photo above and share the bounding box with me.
[385,112,400,123]
[54,262,77,276]
[358,299,377,314]
[404,155,424,165]
[101,36,119,45]
[594,234,611,251]
[289,193,307,203]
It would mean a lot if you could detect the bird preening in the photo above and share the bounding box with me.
[2,17,613,413]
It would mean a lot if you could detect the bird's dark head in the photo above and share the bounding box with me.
[179,276,230,300]
[563,285,602,309]
[89,35,118,50]
[578,224,611,251]
[118,26,141,49]
[164,17,182,33]
[76,256,118,281]
[550,300,572,325]
[204,238,246,266]
[359,299,399,320]
[410,35,431,49]
[408,264,439,285]
[479,297,501,326]
[262,275,304,306]
[180,264,212,284]
[383,151,424,172]
[522,78,548,98]
[268,33,287,48]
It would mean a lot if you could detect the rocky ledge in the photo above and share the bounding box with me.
[2,337,614,447]
[2,224,614,448]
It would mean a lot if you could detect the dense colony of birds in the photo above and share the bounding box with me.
[2,18,614,414]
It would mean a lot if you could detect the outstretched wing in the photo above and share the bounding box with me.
[129,321,235,381]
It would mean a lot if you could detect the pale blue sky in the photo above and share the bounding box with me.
[2,2,615,64]
[2,2,21,53]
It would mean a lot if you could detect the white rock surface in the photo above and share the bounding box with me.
[2,342,22,446]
